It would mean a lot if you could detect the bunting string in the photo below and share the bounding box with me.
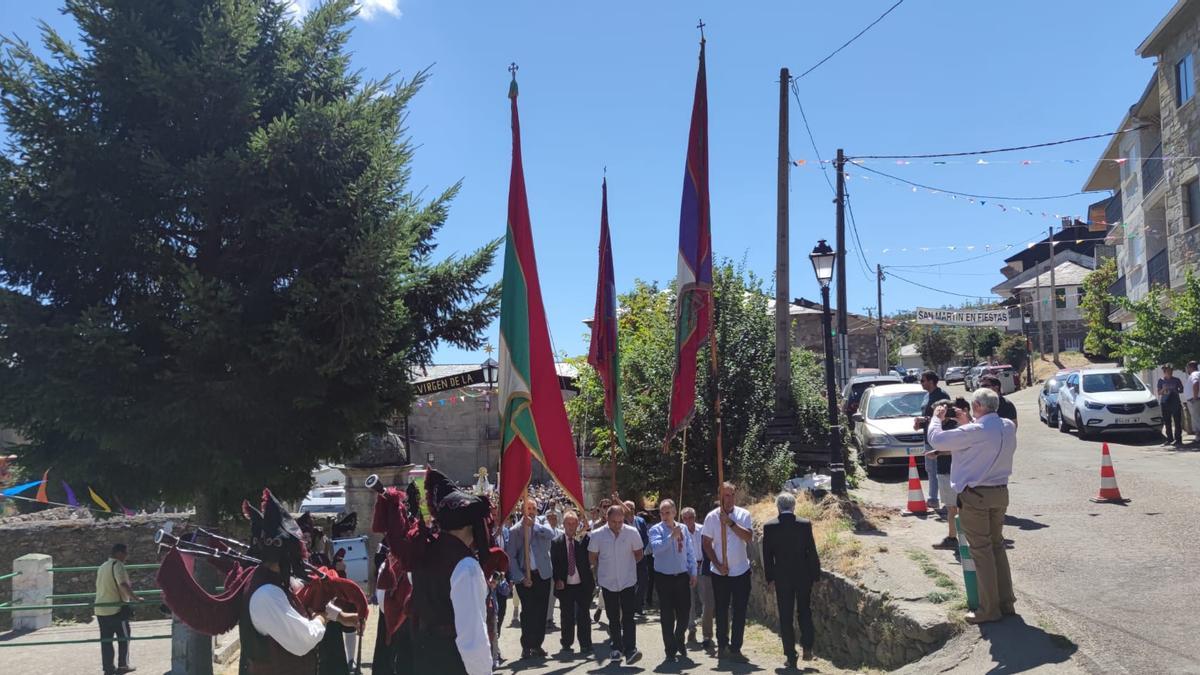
[791,155,1200,166]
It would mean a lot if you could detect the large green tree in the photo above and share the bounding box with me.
[566,263,829,504]
[1116,271,1200,371]
[1081,257,1120,358]
[0,0,498,516]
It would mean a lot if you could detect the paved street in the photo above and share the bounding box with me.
[862,381,1200,674]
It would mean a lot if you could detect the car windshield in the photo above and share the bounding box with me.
[867,392,926,419]
[1046,378,1061,393]
[1082,372,1145,393]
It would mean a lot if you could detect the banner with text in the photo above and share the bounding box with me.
[915,308,1009,328]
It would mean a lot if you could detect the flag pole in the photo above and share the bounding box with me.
[679,428,688,504]
[709,304,726,566]
[609,427,618,496]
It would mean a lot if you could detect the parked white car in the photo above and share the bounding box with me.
[300,486,347,514]
[851,383,929,474]
[1057,368,1162,439]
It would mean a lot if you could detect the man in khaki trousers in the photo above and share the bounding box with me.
[928,388,1018,624]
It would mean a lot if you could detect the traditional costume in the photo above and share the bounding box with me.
[369,470,507,675]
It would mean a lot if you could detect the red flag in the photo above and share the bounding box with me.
[664,39,713,450]
[497,71,584,517]
[587,178,627,453]
[35,469,49,504]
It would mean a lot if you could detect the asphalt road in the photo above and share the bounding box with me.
[920,382,1200,674]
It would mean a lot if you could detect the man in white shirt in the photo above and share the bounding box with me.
[928,388,1018,625]
[588,504,644,665]
[681,507,712,648]
[701,482,754,664]
[409,485,494,675]
[1184,361,1200,443]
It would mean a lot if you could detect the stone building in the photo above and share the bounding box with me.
[777,298,881,374]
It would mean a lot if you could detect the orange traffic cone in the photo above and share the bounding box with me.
[1090,442,1130,504]
[902,454,928,515]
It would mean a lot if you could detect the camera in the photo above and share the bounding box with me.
[939,397,971,430]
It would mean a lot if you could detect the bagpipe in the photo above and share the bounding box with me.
[155,526,368,637]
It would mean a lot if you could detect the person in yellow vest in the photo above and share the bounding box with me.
[95,543,140,675]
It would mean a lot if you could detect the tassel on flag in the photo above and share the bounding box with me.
[497,65,585,518]
[664,35,714,452]
[88,486,113,513]
[61,481,79,508]
[35,469,50,503]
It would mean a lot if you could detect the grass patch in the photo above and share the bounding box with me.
[925,590,955,604]
[907,549,960,593]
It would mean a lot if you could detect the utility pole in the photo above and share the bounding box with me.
[1034,264,1045,356]
[877,264,886,372]
[1050,223,1061,364]
[835,148,848,385]
[773,67,791,421]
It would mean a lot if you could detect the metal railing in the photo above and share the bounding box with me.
[1109,275,1127,299]
[1104,191,1123,226]
[1148,249,1170,288]
[0,571,20,582]
[1143,142,1164,195]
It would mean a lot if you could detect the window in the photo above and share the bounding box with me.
[1076,287,1085,306]
[1177,53,1195,106]
[1187,180,1200,229]
[1055,288,1067,309]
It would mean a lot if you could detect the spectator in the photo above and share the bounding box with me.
[504,498,554,660]
[589,504,645,665]
[1185,361,1200,445]
[762,492,821,668]
[681,506,713,648]
[95,542,140,675]
[550,510,593,657]
[1158,363,1185,447]
[979,375,1018,427]
[701,482,754,664]
[543,510,563,630]
[648,499,696,664]
[914,370,951,510]
[930,398,970,550]
[928,388,1018,624]
[622,499,652,614]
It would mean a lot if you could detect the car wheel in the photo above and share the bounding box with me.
[1058,410,1070,433]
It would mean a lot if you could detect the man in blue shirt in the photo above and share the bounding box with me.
[648,499,697,664]
[504,497,555,660]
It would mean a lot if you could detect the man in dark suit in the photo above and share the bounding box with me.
[762,492,821,668]
[551,509,594,656]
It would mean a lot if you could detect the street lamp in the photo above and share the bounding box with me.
[810,239,845,496]
[1022,311,1033,388]
[481,357,499,389]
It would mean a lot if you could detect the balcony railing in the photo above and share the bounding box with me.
[1108,275,1126,299]
[1143,142,1164,195]
[1148,249,1170,288]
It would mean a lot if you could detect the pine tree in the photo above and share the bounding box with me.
[0,0,498,516]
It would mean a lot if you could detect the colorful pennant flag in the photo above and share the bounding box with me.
[665,38,713,451]
[35,469,49,504]
[61,481,79,508]
[88,486,112,513]
[588,177,628,456]
[1,479,42,497]
[497,70,585,518]
[115,497,135,517]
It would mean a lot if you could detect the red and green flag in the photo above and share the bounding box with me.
[588,178,627,453]
[664,39,713,451]
[498,73,585,518]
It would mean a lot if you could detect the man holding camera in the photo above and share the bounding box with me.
[915,371,951,510]
[928,388,1018,625]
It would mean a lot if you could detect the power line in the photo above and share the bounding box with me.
[849,162,1093,201]
[795,0,906,80]
[881,226,1050,269]
[849,126,1147,160]
[790,81,835,194]
[845,189,874,282]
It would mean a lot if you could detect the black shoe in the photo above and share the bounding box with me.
[531,647,548,658]
[115,668,137,674]
[625,649,642,665]
[520,648,532,660]
[802,646,814,661]
[785,654,798,670]
[727,650,750,664]
[702,639,716,651]
[593,609,602,622]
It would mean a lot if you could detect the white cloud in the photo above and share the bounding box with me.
[285,0,401,22]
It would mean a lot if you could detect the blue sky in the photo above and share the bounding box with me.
[0,1,1175,364]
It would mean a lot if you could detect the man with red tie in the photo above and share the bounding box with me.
[550,510,593,657]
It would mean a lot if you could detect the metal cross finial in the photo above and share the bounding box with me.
[508,62,519,80]
[696,19,706,42]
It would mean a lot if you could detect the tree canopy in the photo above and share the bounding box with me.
[0,0,498,513]
[566,263,831,504]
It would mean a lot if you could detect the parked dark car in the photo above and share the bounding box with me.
[842,374,903,432]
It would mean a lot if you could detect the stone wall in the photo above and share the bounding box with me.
[1154,9,1200,286]
[792,315,880,373]
[746,531,954,669]
[1,510,192,629]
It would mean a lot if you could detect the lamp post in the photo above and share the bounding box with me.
[810,239,846,495]
[1022,312,1033,388]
